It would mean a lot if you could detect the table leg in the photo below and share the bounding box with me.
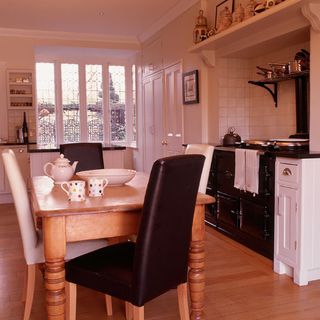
[43,217,66,320]
[189,204,205,320]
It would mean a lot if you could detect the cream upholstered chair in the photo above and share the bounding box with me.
[1,149,108,320]
[185,144,214,193]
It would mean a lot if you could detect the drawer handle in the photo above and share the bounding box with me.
[224,170,233,178]
[282,168,292,176]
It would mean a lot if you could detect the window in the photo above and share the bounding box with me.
[36,62,56,146]
[86,65,103,142]
[61,64,80,143]
[109,65,126,142]
[35,61,136,147]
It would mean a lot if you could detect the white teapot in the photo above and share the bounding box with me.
[43,154,78,184]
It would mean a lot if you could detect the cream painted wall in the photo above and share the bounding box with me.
[0,34,140,142]
[141,3,221,145]
[216,41,310,142]
[309,29,320,151]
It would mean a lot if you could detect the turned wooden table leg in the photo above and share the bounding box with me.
[189,204,205,320]
[43,217,66,320]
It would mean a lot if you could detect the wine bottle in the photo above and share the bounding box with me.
[22,112,29,144]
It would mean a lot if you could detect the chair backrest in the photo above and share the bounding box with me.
[132,154,205,306]
[1,149,39,265]
[185,144,214,193]
[60,143,104,173]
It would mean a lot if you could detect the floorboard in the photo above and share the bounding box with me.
[0,203,319,319]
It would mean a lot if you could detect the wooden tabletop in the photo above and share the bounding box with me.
[31,173,214,217]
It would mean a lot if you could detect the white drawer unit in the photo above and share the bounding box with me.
[0,145,30,203]
[278,162,299,185]
[274,157,320,285]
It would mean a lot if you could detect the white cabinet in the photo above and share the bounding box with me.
[142,72,164,173]
[163,63,183,157]
[142,39,163,76]
[274,157,320,285]
[0,145,29,203]
[275,184,297,267]
[7,69,34,109]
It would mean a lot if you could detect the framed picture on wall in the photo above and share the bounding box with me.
[182,70,199,104]
[215,0,234,30]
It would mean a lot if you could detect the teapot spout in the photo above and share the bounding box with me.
[72,161,78,172]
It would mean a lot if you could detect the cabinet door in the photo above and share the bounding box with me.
[0,151,5,192]
[217,193,239,230]
[142,72,164,173]
[215,151,239,197]
[275,185,297,265]
[142,39,163,76]
[240,198,272,241]
[1,146,29,193]
[163,62,183,157]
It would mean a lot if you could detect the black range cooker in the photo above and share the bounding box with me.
[206,138,309,259]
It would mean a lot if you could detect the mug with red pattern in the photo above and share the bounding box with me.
[61,180,86,201]
[88,178,108,197]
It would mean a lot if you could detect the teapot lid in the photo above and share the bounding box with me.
[54,154,71,166]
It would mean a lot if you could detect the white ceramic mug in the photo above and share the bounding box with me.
[61,180,86,201]
[88,178,108,197]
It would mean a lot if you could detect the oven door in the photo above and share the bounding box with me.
[217,193,240,231]
[239,198,272,241]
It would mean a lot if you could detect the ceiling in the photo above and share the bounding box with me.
[0,0,198,43]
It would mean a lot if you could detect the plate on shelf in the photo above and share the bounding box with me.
[77,168,136,186]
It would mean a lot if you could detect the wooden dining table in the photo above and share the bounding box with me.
[31,172,214,320]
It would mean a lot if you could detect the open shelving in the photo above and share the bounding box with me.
[7,69,34,109]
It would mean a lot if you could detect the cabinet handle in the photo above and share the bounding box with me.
[161,140,168,145]
[282,168,292,176]
[19,149,24,153]
[224,170,233,178]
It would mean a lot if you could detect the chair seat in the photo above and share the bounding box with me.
[66,242,135,302]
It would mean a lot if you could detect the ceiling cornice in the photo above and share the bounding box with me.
[138,0,199,43]
[0,27,141,47]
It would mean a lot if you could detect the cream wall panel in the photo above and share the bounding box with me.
[103,150,125,169]
[309,29,320,151]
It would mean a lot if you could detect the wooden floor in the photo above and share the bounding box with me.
[1,203,320,320]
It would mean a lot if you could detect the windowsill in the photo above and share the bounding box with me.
[27,143,126,153]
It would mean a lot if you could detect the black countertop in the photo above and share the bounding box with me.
[27,144,126,153]
[0,142,126,153]
[214,146,320,159]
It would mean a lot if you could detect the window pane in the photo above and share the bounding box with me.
[61,64,80,143]
[36,62,56,146]
[109,65,126,142]
[86,65,103,142]
[132,64,137,143]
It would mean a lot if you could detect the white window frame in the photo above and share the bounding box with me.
[35,58,137,147]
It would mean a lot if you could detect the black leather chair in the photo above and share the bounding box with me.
[60,142,104,173]
[65,154,205,320]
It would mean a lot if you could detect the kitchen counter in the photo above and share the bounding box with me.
[27,144,126,153]
[214,146,320,159]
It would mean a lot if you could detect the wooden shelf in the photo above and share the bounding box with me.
[188,0,310,66]
[250,70,309,84]
[248,70,309,107]
[8,82,32,85]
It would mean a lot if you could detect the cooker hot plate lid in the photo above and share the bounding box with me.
[269,138,309,147]
[241,138,309,150]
